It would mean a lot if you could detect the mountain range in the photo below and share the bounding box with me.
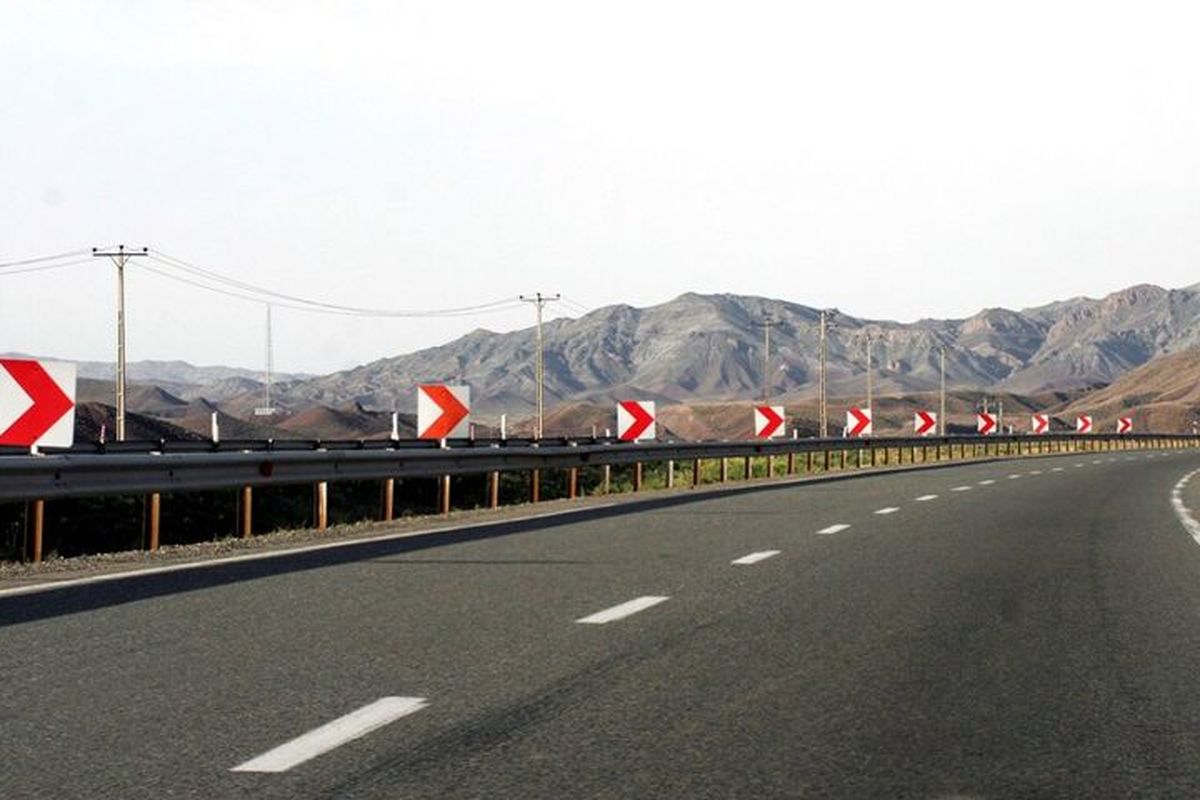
[257,282,1200,417]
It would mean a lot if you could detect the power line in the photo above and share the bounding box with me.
[148,249,525,318]
[0,258,94,276]
[0,249,91,269]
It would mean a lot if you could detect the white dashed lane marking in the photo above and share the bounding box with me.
[817,524,852,535]
[1008,474,1022,480]
[951,486,972,492]
[577,596,670,624]
[732,550,781,565]
[915,494,938,502]
[231,697,429,773]
[874,507,900,515]
[978,479,996,485]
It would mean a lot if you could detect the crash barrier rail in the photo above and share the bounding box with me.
[3,432,1197,562]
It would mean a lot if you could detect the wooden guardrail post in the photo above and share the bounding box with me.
[603,464,611,494]
[380,479,395,522]
[787,452,795,475]
[313,482,328,531]
[666,460,675,488]
[489,471,500,508]
[633,462,643,491]
[693,458,702,487]
[530,469,540,503]
[145,493,161,551]
[720,457,729,482]
[26,499,44,564]
[568,467,579,499]
[240,486,253,538]
[743,455,752,480]
[440,475,452,515]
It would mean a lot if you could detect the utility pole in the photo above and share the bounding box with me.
[939,345,947,435]
[819,310,837,438]
[753,315,778,403]
[519,292,560,439]
[255,304,276,416]
[865,334,874,414]
[92,245,148,441]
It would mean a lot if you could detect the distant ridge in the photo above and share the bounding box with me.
[260,283,1200,415]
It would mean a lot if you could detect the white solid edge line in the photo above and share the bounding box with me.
[576,595,669,624]
[874,507,900,515]
[915,494,938,501]
[231,696,428,773]
[0,501,630,600]
[1171,469,1200,545]
[732,550,782,565]
[816,523,852,535]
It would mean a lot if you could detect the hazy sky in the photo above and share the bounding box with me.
[2,1,1199,374]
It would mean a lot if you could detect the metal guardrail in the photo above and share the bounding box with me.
[1,432,1196,503]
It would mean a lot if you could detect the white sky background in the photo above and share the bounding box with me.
[1,1,1198,374]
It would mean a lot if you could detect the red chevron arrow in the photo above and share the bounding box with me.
[0,359,74,447]
[618,401,655,441]
[1031,413,1049,434]
[418,384,469,439]
[846,407,872,437]
[1117,417,1132,434]
[755,405,784,439]
[914,410,936,436]
[977,413,996,435]
[1076,415,1093,434]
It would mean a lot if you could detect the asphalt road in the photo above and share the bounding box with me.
[4,448,1200,798]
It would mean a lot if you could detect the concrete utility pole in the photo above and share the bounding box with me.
[939,345,947,435]
[819,310,837,438]
[753,315,778,403]
[92,245,148,441]
[865,334,874,414]
[255,304,276,416]
[519,292,560,439]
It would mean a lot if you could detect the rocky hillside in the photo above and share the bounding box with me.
[260,283,1200,416]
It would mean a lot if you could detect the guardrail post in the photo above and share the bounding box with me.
[872,447,879,467]
[743,455,752,480]
[720,457,729,482]
[145,493,161,551]
[489,471,500,508]
[634,462,643,491]
[26,499,44,563]
[530,469,540,503]
[806,451,814,472]
[239,486,253,538]
[667,460,675,488]
[569,467,579,499]
[440,475,452,515]
[380,479,395,522]
[313,482,328,531]
[692,458,701,487]
[787,452,795,475]
[603,465,611,494]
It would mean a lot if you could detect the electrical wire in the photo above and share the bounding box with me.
[149,249,526,318]
[0,258,95,276]
[140,262,526,319]
[0,249,91,270]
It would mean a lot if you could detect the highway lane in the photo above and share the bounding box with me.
[3,449,1200,797]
